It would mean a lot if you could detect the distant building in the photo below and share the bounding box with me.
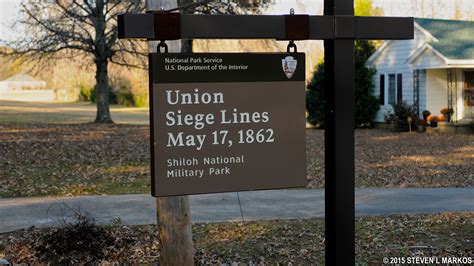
[368,18,474,123]
[0,74,47,91]
[0,74,53,102]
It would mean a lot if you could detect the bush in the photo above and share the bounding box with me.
[306,63,325,128]
[111,84,148,108]
[79,69,149,107]
[133,91,149,108]
[79,84,94,102]
[115,85,135,107]
[306,40,380,128]
[384,109,396,124]
[129,69,149,108]
[23,213,114,264]
[109,70,149,108]
[392,101,417,131]
[89,86,116,104]
[90,86,97,102]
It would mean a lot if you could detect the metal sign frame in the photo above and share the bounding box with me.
[118,2,414,264]
[119,13,413,41]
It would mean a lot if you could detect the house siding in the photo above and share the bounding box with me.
[426,69,447,117]
[411,48,446,69]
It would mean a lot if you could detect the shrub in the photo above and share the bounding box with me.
[79,84,94,102]
[354,40,380,127]
[109,70,149,107]
[129,69,149,108]
[306,40,380,128]
[89,86,116,104]
[133,91,149,108]
[111,83,149,108]
[306,63,325,128]
[393,101,416,120]
[25,213,114,264]
[115,85,135,107]
[384,109,396,123]
[392,101,417,131]
[78,69,149,107]
[90,86,97,102]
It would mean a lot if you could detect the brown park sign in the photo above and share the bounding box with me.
[150,53,307,197]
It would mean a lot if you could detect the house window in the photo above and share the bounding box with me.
[379,74,385,105]
[465,71,474,88]
[464,71,474,108]
[388,74,396,105]
[397,74,403,104]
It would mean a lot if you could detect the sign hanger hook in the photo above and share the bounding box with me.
[287,8,298,53]
[157,40,168,53]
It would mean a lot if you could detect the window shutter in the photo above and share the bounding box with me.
[379,74,385,105]
[397,74,403,104]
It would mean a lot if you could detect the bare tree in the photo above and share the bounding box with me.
[4,0,147,123]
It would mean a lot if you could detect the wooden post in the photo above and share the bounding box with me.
[147,1,194,265]
[156,197,193,265]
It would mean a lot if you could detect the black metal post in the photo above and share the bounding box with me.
[324,0,355,265]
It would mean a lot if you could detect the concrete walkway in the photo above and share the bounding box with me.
[0,188,472,233]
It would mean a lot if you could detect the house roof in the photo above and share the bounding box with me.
[3,74,41,82]
[415,18,474,60]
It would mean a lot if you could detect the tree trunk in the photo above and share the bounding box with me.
[147,0,194,265]
[94,0,113,123]
[94,59,113,123]
[156,197,194,265]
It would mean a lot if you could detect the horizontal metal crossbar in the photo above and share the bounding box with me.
[118,13,413,40]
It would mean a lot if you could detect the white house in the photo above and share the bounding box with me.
[0,74,54,102]
[0,74,46,91]
[368,18,474,123]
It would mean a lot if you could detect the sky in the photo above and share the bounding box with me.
[372,0,473,20]
[0,0,473,43]
[0,0,21,43]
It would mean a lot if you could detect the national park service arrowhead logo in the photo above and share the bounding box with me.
[282,56,297,79]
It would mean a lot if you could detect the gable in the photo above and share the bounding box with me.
[368,26,431,66]
[410,46,447,69]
